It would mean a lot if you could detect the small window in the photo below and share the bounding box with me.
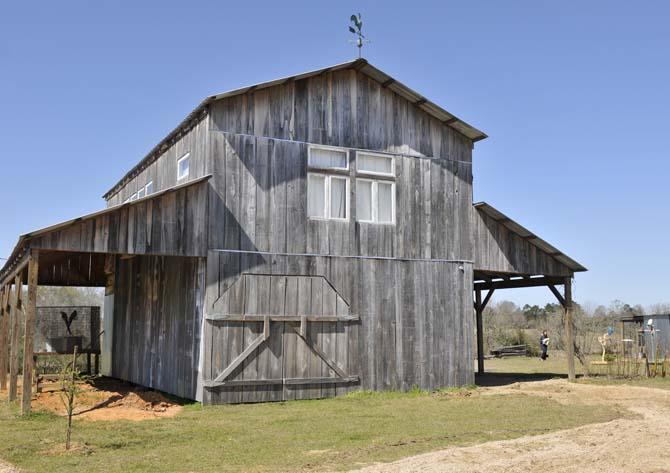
[357,152,394,176]
[356,179,395,224]
[145,181,153,195]
[309,146,348,170]
[129,192,138,202]
[177,152,190,180]
[137,187,145,199]
[307,173,349,220]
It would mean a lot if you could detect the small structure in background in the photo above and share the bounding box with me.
[621,314,669,362]
[35,306,101,375]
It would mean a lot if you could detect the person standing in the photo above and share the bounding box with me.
[540,330,549,361]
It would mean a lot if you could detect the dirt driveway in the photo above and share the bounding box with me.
[355,379,670,473]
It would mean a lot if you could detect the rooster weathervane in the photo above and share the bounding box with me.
[349,13,370,58]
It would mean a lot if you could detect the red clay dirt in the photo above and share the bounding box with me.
[9,377,182,421]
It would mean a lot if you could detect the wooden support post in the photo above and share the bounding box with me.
[0,286,9,391]
[473,288,493,375]
[21,251,39,415]
[8,276,23,401]
[94,354,99,375]
[564,277,576,382]
[475,289,484,374]
[87,353,92,375]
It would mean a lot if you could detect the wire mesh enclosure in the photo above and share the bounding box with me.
[34,306,101,354]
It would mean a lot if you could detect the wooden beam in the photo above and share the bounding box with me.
[548,285,566,308]
[474,276,565,291]
[205,314,359,323]
[21,251,38,415]
[204,376,359,388]
[481,288,495,311]
[564,277,576,382]
[475,289,484,374]
[8,275,22,401]
[211,333,266,384]
[290,325,347,379]
[0,286,9,391]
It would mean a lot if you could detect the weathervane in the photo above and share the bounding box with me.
[349,13,370,58]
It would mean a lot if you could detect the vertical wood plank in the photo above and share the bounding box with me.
[21,252,39,415]
[8,275,22,401]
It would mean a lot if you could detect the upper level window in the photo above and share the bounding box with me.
[307,145,349,221]
[145,181,153,195]
[356,179,395,224]
[137,187,145,199]
[308,146,348,170]
[308,173,349,220]
[355,151,395,224]
[357,152,394,176]
[177,152,190,181]
[129,192,138,202]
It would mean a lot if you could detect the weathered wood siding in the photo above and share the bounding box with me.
[473,208,572,276]
[202,251,473,404]
[209,68,473,161]
[111,254,205,400]
[106,117,209,206]
[30,181,209,257]
[207,132,473,261]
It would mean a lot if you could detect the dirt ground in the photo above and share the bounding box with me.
[355,379,670,473]
[8,377,182,421]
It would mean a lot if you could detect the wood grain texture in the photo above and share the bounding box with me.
[209,69,474,161]
[30,181,209,258]
[473,208,572,276]
[106,116,210,206]
[202,251,472,404]
[111,255,204,400]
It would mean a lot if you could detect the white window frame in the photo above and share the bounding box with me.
[177,152,190,181]
[307,172,350,221]
[145,180,153,195]
[129,192,138,202]
[355,178,396,225]
[356,151,395,177]
[137,187,145,199]
[308,145,349,171]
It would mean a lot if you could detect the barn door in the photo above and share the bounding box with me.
[204,274,359,402]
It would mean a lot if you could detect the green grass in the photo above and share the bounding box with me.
[0,388,624,473]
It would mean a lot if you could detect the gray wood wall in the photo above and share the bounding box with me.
[473,208,572,276]
[207,132,473,261]
[209,68,473,162]
[30,181,209,258]
[203,251,473,403]
[111,254,205,400]
[106,117,209,207]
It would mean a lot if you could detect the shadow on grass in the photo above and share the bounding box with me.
[475,372,573,387]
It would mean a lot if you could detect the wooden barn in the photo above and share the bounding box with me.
[0,59,586,412]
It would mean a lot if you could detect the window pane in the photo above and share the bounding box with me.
[310,147,347,169]
[178,154,190,180]
[377,182,393,223]
[330,177,347,219]
[137,188,145,199]
[145,181,153,195]
[308,174,326,218]
[356,180,373,221]
[358,153,393,175]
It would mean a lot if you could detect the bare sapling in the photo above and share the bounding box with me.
[59,345,82,450]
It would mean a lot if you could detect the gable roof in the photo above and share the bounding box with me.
[103,58,487,199]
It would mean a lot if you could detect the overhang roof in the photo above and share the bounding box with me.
[103,58,487,199]
[0,176,211,284]
[474,202,587,273]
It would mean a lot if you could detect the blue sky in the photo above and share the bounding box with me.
[1,1,668,309]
